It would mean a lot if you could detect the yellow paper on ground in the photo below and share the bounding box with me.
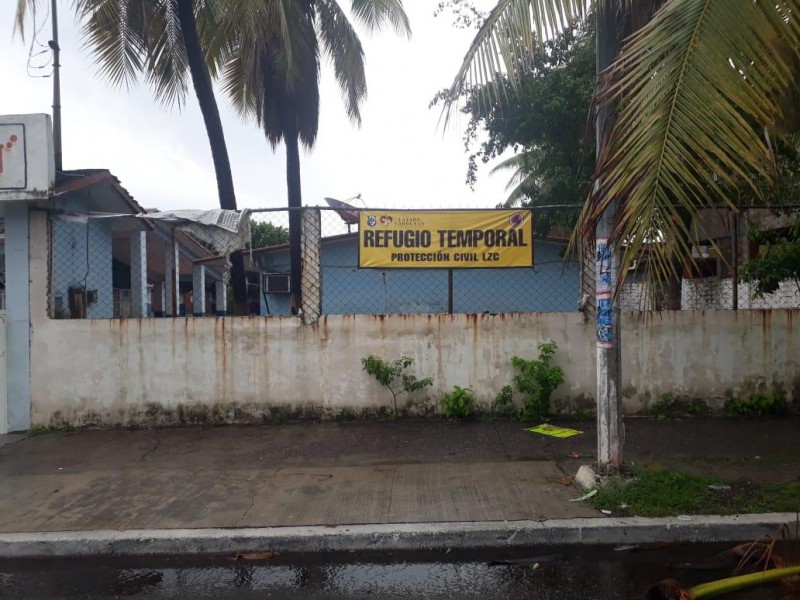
[527,424,582,438]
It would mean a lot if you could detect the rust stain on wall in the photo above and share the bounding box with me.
[32,310,800,428]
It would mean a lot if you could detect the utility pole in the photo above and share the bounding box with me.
[50,0,63,172]
[594,4,623,470]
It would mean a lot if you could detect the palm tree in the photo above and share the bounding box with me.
[219,0,411,313]
[445,0,800,296]
[15,0,256,315]
[490,152,538,208]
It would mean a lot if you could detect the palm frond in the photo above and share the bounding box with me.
[220,0,319,107]
[75,0,151,90]
[14,0,46,38]
[317,0,367,125]
[443,0,586,127]
[221,0,320,149]
[195,0,231,79]
[349,0,411,37]
[792,132,800,156]
[489,153,538,207]
[578,0,800,290]
[143,0,190,108]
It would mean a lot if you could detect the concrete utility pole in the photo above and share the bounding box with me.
[594,4,623,469]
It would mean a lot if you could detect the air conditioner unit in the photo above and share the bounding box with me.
[263,273,290,294]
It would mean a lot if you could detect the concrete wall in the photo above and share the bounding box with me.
[28,308,800,427]
[0,312,6,434]
[622,310,800,412]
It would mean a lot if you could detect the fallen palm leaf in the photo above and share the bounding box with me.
[648,566,800,599]
[569,489,597,502]
[649,517,800,598]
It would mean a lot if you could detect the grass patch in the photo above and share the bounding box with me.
[592,467,800,517]
[28,424,75,436]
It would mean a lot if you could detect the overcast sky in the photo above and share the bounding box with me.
[1,1,509,223]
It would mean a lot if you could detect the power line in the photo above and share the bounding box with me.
[26,0,54,78]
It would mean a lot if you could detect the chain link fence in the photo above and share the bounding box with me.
[49,212,118,319]
[47,209,233,319]
[618,206,800,311]
[250,205,584,318]
[45,201,800,320]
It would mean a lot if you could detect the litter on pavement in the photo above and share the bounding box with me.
[527,424,583,438]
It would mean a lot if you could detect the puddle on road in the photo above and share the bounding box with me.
[0,544,778,599]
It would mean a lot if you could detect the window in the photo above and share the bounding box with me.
[263,273,290,294]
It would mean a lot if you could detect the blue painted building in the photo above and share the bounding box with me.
[254,234,579,316]
[47,170,224,319]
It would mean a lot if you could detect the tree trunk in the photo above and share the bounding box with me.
[175,0,248,315]
[285,118,303,315]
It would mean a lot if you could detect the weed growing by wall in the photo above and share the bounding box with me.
[361,355,433,417]
[441,385,473,418]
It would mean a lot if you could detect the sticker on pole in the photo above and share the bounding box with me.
[527,424,583,438]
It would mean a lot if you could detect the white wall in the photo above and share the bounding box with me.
[29,313,595,425]
[620,278,800,310]
[682,278,800,310]
[28,309,800,426]
[0,312,6,434]
[622,309,800,412]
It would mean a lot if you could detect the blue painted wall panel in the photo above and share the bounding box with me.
[258,237,578,316]
[51,198,114,319]
[453,242,576,313]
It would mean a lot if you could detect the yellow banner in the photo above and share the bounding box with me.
[358,210,533,268]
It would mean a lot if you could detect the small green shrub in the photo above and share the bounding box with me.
[361,355,433,417]
[492,385,514,412]
[441,385,473,419]
[685,400,706,416]
[512,341,565,421]
[650,393,676,419]
[725,394,788,417]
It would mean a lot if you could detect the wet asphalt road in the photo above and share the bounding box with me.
[0,545,776,599]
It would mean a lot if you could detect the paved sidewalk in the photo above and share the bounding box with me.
[0,417,797,535]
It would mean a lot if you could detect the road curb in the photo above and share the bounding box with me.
[0,514,795,558]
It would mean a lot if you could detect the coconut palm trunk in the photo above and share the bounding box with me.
[175,0,249,315]
[284,115,304,313]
